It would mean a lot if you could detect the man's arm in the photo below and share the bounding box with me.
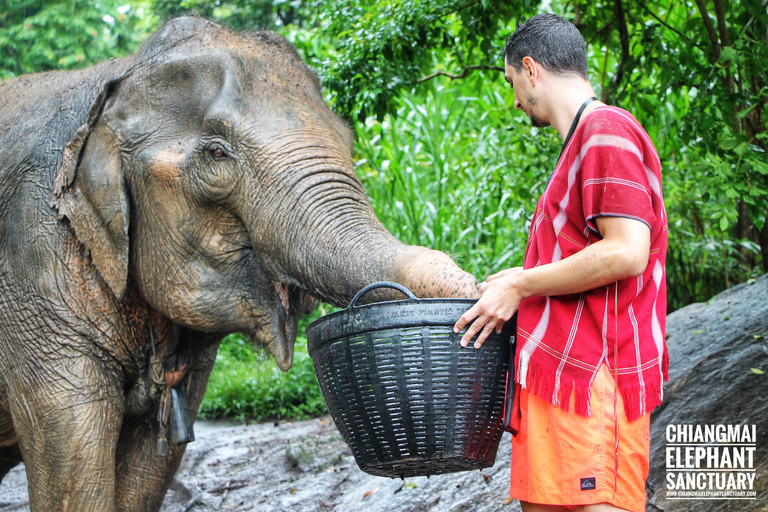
[453,216,651,348]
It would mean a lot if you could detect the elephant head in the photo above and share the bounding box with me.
[52,16,477,370]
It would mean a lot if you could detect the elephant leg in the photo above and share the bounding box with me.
[114,412,190,512]
[7,358,123,512]
[115,354,216,512]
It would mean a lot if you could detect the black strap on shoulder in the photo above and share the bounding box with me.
[557,96,598,162]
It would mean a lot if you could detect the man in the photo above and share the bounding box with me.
[453,13,668,512]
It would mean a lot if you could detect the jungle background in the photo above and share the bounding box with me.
[2,0,766,421]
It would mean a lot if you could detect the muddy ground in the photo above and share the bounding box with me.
[0,417,519,512]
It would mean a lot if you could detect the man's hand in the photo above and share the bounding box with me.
[451,216,651,350]
[453,268,525,349]
[485,267,523,284]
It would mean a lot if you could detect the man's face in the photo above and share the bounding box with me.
[504,62,549,128]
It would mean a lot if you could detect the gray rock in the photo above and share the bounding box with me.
[647,273,768,511]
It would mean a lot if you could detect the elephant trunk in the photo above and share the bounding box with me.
[245,158,478,304]
[295,228,479,308]
[240,143,478,369]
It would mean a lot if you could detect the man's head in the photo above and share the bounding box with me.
[503,14,588,81]
[502,14,589,127]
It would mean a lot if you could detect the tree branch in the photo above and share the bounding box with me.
[602,0,630,103]
[574,2,582,27]
[394,0,480,47]
[760,216,768,273]
[638,2,691,41]
[712,0,730,47]
[600,47,610,98]
[699,0,738,131]
[418,65,504,83]
[586,17,615,47]
[739,0,768,39]
[693,0,721,60]
[712,0,735,97]
[616,0,630,59]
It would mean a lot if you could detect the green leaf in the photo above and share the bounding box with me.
[737,103,759,119]
[718,137,740,150]
[720,46,739,62]
[752,160,768,175]
[750,368,765,375]
[719,216,729,231]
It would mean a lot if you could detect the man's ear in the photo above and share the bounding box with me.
[521,56,537,82]
[51,79,130,300]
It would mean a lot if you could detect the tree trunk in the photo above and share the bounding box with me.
[760,214,768,273]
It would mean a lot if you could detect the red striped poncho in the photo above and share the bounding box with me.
[516,105,669,421]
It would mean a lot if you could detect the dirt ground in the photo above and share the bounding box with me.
[0,416,519,512]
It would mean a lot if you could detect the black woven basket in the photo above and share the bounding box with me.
[307,282,516,479]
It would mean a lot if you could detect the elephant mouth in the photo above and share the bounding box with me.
[275,281,291,311]
[253,280,316,371]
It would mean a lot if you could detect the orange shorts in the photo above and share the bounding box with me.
[509,364,650,512]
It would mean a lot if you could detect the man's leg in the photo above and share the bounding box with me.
[576,503,632,512]
[520,501,570,512]
[522,502,632,512]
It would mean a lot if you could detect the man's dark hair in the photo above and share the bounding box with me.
[503,13,588,80]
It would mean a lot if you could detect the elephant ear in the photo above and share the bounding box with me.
[52,79,130,300]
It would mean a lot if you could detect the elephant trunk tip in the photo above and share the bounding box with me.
[266,335,294,372]
[395,248,479,299]
[250,287,297,372]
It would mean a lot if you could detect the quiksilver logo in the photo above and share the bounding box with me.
[581,477,596,490]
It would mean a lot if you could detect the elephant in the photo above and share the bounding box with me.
[0,16,478,511]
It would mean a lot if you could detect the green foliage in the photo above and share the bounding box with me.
[566,0,767,306]
[200,304,340,421]
[0,0,155,81]
[199,327,328,422]
[356,76,560,277]
[152,0,304,31]
[303,0,523,121]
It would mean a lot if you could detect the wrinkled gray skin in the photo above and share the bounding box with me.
[0,17,477,512]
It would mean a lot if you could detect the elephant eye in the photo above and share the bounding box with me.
[208,144,229,160]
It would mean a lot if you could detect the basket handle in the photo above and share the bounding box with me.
[348,281,417,308]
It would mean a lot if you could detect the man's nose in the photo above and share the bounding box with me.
[514,97,522,110]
